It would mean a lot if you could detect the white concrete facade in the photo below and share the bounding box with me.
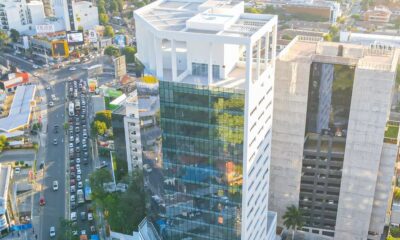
[0,0,45,33]
[134,1,278,239]
[72,1,99,30]
[270,36,400,239]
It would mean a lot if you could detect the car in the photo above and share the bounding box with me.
[69,67,77,71]
[76,158,81,164]
[70,185,76,193]
[14,167,20,174]
[78,181,83,188]
[88,212,93,221]
[69,143,74,148]
[53,125,59,133]
[49,101,54,107]
[48,62,54,66]
[75,121,80,126]
[80,211,86,220]
[51,94,57,101]
[76,164,81,170]
[83,158,88,165]
[53,180,58,191]
[50,226,56,237]
[83,133,88,139]
[33,64,39,69]
[70,171,76,178]
[75,147,80,153]
[71,201,76,209]
[72,230,78,236]
[71,211,77,221]
[77,169,81,175]
[75,137,80,144]
[70,166,76,172]
[82,138,87,145]
[69,135,74,142]
[83,151,88,157]
[77,175,81,181]
[39,197,46,206]
[90,225,96,233]
[53,139,58,145]
[46,86,51,91]
[70,195,75,202]
[81,230,86,235]
[75,127,80,133]
[83,145,87,151]
[43,64,49,68]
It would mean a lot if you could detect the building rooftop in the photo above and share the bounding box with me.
[135,0,276,39]
[0,165,11,215]
[279,36,400,72]
[0,85,36,133]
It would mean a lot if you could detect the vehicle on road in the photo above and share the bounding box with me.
[84,181,92,201]
[77,189,84,203]
[53,180,58,191]
[53,139,58,145]
[71,185,76,193]
[69,67,77,71]
[71,211,77,221]
[69,102,75,116]
[14,167,20,174]
[70,135,74,142]
[78,181,83,189]
[80,211,86,220]
[50,226,56,237]
[46,86,51,90]
[49,101,54,107]
[33,64,38,69]
[53,125,59,133]
[77,174,81,181]
[88,212,93,221]
[39,197,46,206]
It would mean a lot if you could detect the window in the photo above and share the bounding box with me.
[192,63,208,76]
[213,65,220,79]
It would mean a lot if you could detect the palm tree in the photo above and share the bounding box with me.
[282,205,304,240]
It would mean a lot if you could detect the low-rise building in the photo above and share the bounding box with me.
[364,6,392,23]
[0,164,11,232]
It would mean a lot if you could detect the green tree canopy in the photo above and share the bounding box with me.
[283,205,304,240]
[99,13,109,25]
[104,45,120,58]
[104,25,115,37]
[95,110,113,128]
[90,168,113,203]
[0,30,10,49]
[121,46,137,63]
[57,219,79,240]
[93,121,107,135]
[9,29,20,43]
[0,135,8,152]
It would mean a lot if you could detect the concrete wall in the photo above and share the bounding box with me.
[369,142,397,237]
[335,68,395,239]
[269,56,312,226]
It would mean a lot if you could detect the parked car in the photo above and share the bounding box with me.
[53,181,58,191]
[49,226,56,237]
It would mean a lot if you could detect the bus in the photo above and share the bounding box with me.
[69,102,75,116]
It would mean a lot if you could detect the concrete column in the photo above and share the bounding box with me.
[246,44,253,83]
[154,37,163,79]
[264,32,270,68]
[171,39,177,81]
[271,25,277,65]
[208,42,213,84]
[256,39,261,80]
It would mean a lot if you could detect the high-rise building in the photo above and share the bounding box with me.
[134,0,278,239]
[0,0,46,33]
[270,36,400,240]
[52,0,98,31]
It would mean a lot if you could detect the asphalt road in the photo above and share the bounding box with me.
[0,149,35,163]
[3,53,103,239]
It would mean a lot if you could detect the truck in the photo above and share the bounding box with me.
[77,189,84,204]
[69,102,75,116]
[75,99,81,111]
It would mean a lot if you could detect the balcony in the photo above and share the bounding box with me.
[384,121,399,144]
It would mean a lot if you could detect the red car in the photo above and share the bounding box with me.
[39,197,46,206]
[70,179,76,186]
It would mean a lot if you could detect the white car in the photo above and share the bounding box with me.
[14,167,20,174]
[70,195,75,202]
[69,143,74,148]
[69,67,77,71]
[88,212,93,221]
[71,211,77,221]
[77,175,81,181]
[46,86,51,90]
[48,101,54,107]
[77,169,81,175]
[50,226,56,237]
[76,164,81,170]
[78,181,83,188]
[76,158,81,164]
[32,64,39,69]
[52,180,58,191]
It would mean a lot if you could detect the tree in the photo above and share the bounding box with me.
[245,7,261,14]
[104,25,115,37]
[95,110,113,128]
[283,205,304,240]
[57,219,79,240]
[394,187,400,201]
[99,13,109,25]
[121,46,136,63]
[9,29,20,43]
[110,0,119,13]
[0,135,8,152]
[0,30,10,49]
[90,168,113,203]
[104,45,120,58]
[93,121,107,135]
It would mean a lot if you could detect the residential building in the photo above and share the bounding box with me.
[134,0,277,239]
[52,0,98,31]
[0,0,46,33]
[112,91,143,172]
[270,36,400,239]
[364,6,392,23]
[340,31,400,48]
